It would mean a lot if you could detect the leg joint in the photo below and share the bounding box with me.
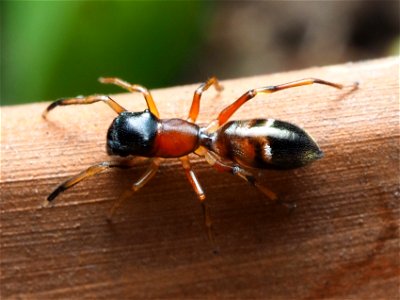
[232,165,241,175]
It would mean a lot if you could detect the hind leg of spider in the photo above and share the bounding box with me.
[216,78,346,125]
[204,152,295,210]
[99,77,160,118]
[42,95,126,118]
[188,77,223,122]
[180,156,216,246]
[107,159,161,220]
[46,161,135,203]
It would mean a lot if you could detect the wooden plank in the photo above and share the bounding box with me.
[1,57,399,299]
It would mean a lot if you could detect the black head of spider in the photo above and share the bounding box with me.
[106,110,159,157]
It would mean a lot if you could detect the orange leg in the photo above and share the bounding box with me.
[217,78,345,125]
[99,77,160,118]
[180,156,205,200]
[47,161,135,202]
[180,156,215,244]
[108,159,161,219]
[188,77,223,122]
[42,95,126,118]
[204,152,290,207]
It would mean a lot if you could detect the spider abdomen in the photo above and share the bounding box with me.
[211,119,323,169]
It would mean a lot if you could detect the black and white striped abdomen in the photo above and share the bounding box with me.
[211,119,323,169]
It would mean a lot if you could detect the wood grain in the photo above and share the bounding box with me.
[1,57,399,299]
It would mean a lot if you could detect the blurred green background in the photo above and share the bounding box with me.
[1,1,399,105]
[2,1,211,104]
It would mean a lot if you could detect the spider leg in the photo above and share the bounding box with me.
[188,77,223,122]
[43,95,126,118]
[216,78,345,126]
[47,161,134,202]
[99,77,160,118]
[180,156,216,245]
[107,159,161,220]
[204,152,295,209]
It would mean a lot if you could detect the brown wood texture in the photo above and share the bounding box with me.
[1,57,399,299]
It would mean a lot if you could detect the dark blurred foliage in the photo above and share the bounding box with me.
[193,1,399,81]
[1,1,399,105]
